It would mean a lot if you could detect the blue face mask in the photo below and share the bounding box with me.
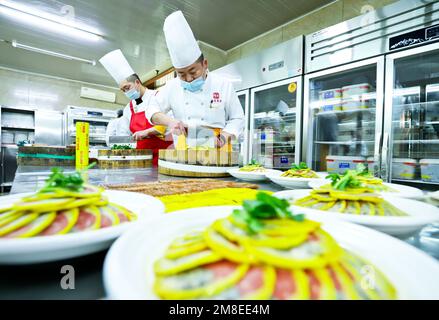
[125,88,141,100]
[181,75,206,93]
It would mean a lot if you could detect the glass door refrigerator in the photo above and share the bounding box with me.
[303,57,384,175]
[250,77,302,169]
[236,89,250,165]
[383,42,439,187]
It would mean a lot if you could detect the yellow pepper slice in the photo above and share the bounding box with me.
[154,249,222,276]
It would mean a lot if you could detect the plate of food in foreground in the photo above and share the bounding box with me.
[274,169,439,238]
[266,162,326,189]
[0,167,164,264]
[308,165,424,200]
[104,192,439,300]
[228,161,280,182]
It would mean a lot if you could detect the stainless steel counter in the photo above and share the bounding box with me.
[1,165,283,299]
[1,165,438,299]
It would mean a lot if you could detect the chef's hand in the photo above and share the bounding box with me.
[132,128,155,141]
[169,120,187,136]
[216,131,235,148]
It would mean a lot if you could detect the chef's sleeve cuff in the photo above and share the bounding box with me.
[145,106,162,123]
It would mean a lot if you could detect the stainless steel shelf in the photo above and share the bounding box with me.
[1,126,35,131]
[315,108,376,116]
[392,178,439,185]
[393,139,439,144]
[314,140,375,145]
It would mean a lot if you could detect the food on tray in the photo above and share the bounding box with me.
[293,167,407,216]
[111,144,133,150]
[153,192,397,300]
[239,160,266,173]
[158,188,272,213]
[0,167,136,238]
[281,162,319,179]
[104,179,258,197]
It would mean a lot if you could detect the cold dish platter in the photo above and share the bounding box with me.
[228,161,280,182]
[308,164,423,200]
[266,163,326,189]
[274,168,439,237]
[0,167,164,264]
[104,193,439,299]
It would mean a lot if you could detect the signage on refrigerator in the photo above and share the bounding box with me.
[389,23,439,51]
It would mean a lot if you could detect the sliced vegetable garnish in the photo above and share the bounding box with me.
[0,213,39,236]
[3,212,56,238]
[155,261,248,299]
[70,206,101,232]
[247,230,342,269]
[204,227,254,263]
[154,250,222,276]
[13,198,75,213]
[165,241,208,260]
[40,208,79,235]
[98,206,120,228]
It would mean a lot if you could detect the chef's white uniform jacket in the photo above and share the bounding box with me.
[146,73,244,138]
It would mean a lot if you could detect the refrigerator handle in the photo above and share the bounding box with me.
[381,132,390,182]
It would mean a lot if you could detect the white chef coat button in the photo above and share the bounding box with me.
[185,102,189,105]
[201,102,204,106]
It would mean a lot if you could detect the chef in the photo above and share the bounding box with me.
[99,49,172,165]
[105,108,123,146]
[145,11,244,148]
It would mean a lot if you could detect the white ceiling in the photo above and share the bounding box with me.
[0,0,333,87]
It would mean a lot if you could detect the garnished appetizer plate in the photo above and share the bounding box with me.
[274,189,439,238]
[0,168,164,264]
[228,162,280,182]
[104,193,439,300]
[308,180,424,200]
[266,163,326,189]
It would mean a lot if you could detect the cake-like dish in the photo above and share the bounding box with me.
[0,167,136,238]
[153,192,396,299]
[281,162,319,179]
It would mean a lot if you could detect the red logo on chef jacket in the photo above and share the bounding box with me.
[212,92,222,103]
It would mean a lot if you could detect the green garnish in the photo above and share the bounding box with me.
[325,163,372,191]
[39,163,96,193]
[111,144,133,150]
[232,192,305,234]
[290,162,309,170]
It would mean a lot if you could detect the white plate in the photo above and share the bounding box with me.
[266,170,326,189]
[308,180,424,200]
[274,189,439,238]
[0,190,165,264]
[103,205,439,300]
[227,168,281,182]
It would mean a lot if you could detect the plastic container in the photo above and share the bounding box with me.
[326,155,366,174]
[367,156,376,175]
[273,155,294,169]
[420,159,439,182]
[319,88,342,100]
[342,83,371,98]
[392,158,417,180]
[320,98,343,112]
[341,99,371,111]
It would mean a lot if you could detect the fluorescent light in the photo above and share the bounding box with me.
[12,40,96,65]
[14,90,58,102]
[0,1,102,42]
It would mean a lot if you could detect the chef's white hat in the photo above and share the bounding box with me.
[99,49,135,85]
[163,11,202,69]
